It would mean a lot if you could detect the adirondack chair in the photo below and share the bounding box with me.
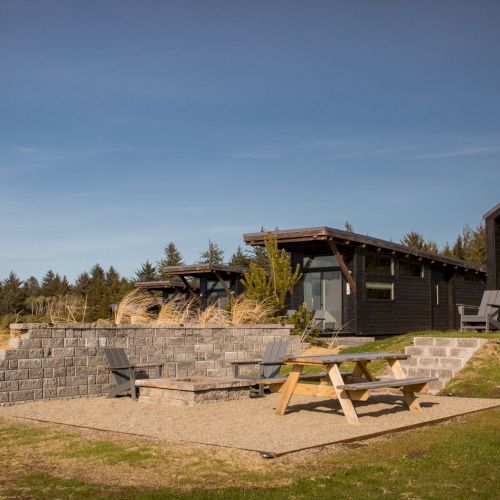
[104,348,163,400]
[231,340,325,396]
[458,290,500,332]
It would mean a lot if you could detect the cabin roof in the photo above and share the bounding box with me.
[160,263,248,278]
[484,203,500,221]
[243,226,485,273]
[135,280,199,291]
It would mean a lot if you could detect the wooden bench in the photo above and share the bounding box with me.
[338,376,437,408]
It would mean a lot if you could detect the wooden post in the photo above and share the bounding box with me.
[275,364,303,416]
[328,363,360,425]
[214,271,233,300]
[388,359,422,413]
[328,239,356,293]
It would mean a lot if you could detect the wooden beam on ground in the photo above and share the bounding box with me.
[328,239,357,293]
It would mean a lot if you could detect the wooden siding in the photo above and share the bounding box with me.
[288,248,486,336]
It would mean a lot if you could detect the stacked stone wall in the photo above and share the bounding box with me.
[0,323,296,405]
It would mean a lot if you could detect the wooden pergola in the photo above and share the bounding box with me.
[160,264,248,309]
[135,279,200,302]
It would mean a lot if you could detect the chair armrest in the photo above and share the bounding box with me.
[133,363,163,368]
[456,304,479,308]
[230,360,262,366]
[260,361,285,366]
[231,359,262,378]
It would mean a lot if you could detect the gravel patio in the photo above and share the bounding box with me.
[1,393,498,456]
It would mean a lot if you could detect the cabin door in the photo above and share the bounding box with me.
[303,271,342,328]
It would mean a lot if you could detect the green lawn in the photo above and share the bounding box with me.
[283,330,500,378]
[1,408,498,498]
[440,341,500,399]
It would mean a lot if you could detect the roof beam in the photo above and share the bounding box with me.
[327,239,356,293]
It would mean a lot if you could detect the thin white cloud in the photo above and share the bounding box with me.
[413,146,500,160]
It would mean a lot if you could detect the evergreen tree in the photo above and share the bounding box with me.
[74,272,92,296]
[242,233,302,311]
[86,264,108,320]
[452,235,465,260]
[401,231,426,250]
[344,221,354,232]
[135,260,158,282]
[157,242,184,279]
[0,272,26,314]
[424,241,439,254]
[229,246,252,267]
[40,270,69,296]
[251,246,269,270]
[22,276,40,296]
[442,242,453,257]
[199,239,224,265]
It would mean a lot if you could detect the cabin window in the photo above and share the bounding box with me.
[365,254,394,275]
[303,255,339,269]
[434,284,440,306]
[400,261,424,278]
[366,282,394,300]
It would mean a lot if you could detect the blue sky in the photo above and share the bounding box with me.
[1,0,499,281]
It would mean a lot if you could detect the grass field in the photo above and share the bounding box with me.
[0,408,498,498]
[1,329,499,498]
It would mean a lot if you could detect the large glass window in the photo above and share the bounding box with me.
[400,261,424,278]
[366,282,394,300]
[365,254,394,275]
[303,255,339,269]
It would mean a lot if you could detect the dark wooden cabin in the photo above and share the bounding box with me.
[244,227,486,336]
[485,203,500,290]
[159,264,247,309]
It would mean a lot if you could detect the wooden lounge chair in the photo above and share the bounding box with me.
[458,290,500,332]
[104,348,163,400]
[231,340,326,396]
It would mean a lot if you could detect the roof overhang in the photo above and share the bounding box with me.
[243,227,485,274]
[484,203,500,221]
[161,264,248,278]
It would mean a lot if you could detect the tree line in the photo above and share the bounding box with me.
[0,240,264,322]
[0,222,486,323]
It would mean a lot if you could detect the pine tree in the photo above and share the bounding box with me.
[242,233,302,311]
[452,235,465,260]
[229,246,252,267]
[344,221,354,232]
[199,240,224,265]
[401,232,426,250]
[74,272,92,296]
[157,242,184,279]
[135,260,157,282]
[0,272,26,314]
[23,276,40,296]
[39,270,69,296]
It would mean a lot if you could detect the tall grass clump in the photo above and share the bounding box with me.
[155,297,200,325]
[229,295,276,325]
[115,290,159,325]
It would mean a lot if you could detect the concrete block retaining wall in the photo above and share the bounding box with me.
[400,337,488,394]
[0,323,298,405]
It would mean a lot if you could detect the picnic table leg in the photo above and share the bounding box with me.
[352,361,375,381]
[388,359,422,413]
[275,364,303,416]
[328,363,360,425]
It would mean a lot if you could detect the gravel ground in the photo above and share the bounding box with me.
[1,394,498,455]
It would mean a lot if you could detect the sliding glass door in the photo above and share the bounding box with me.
[303,270,342,328]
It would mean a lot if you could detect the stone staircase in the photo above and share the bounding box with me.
[399,337,488,394]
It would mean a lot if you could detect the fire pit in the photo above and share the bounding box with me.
[135,376,255,406]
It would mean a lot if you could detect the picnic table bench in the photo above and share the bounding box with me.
[275,352,437,425]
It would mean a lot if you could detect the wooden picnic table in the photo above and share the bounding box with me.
[275,352,437,425]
